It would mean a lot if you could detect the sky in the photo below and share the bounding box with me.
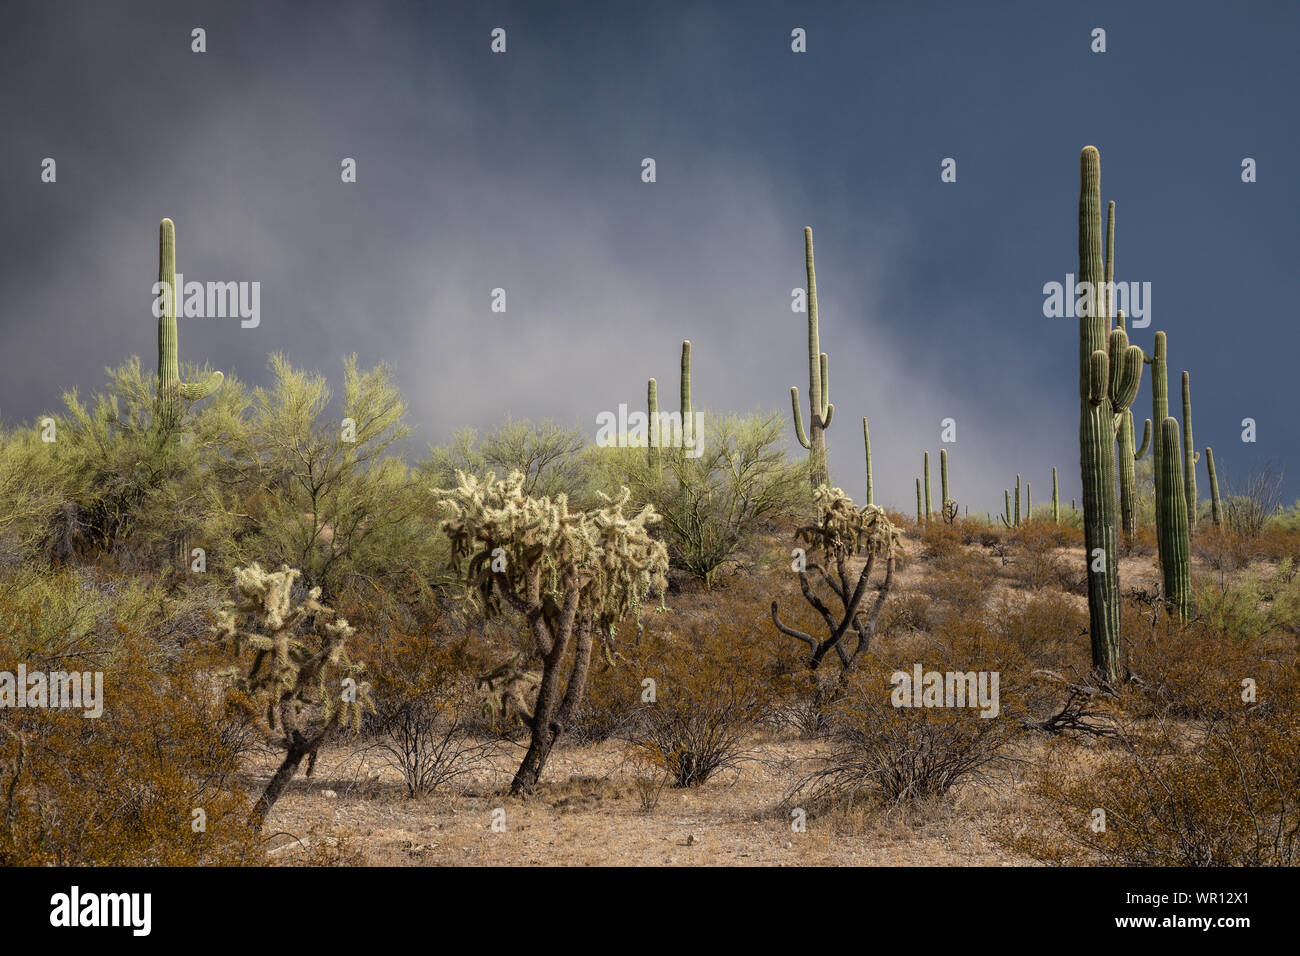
[1,0,1296,512]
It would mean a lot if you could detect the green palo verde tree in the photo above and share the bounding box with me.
[1077,147,1145,685]
[790,227,834,487]
[435,471,668,795]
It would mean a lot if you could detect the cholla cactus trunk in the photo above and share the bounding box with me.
[647,378,660,470]
[923,452,932,524]
[1078,147,1123,685]
[1182,370,1199,533]
[940,448,950,512]
[862,417,873,506]
[1052,466,1060,523]
[155,218,222,432]
[790,227,833,486]
[1205,446,1223,527]
[916,478,923,524]
[1156,418,1192,620]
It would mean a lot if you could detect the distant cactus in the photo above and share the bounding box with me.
[680,339,693,447]
[1014,474,1021,526]
[862,417,874,506]
[790,227,834,486]
[214,562,371,828]
[1052,466,1060,523]
[1149,331,1170,549]
[923,452,932,524]
[155,218,222,431]
[940,448,950,514]
[647,377,659,470]
[916,478,923,524]
[1205,446,1223,528]
[1002,489,1013,528]
[1182,370,1200,533]
[1156,418,1192,620]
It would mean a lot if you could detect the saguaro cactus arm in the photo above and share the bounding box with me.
[1135,418,1152,459]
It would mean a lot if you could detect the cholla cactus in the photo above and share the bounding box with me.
[434,470,668,795]
[772,485,901,674]
[214,562,371,827]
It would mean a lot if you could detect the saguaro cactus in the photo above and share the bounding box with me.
[1182,370,1199,533]
[923,452,932,523]
[862,417,874,506]
[1078,147,1144,685]
[1156,418,1192,620]
[647,378,660,470]
[156,218,222,431]
[790,227,833,486]
[940,448,950,511]
[1014,474,1022,526]
[916,478,923,523]
[1114,312,1151,541]
[1002,489,1013,528]
[1205,446,1222,527]
[1052,466,1060,523]
[1149,331,1170,550]
[1026,482,1032,521]
[680,339,693,446]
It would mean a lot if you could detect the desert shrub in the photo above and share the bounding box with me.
[917,520,964,559]
[0,636,261,866]
[1022,683,1300,866]
[789,662,1022,810]
[1193,561,1300,644]
[365,629,493,797]
[1222,463,1285,539]
[1004,521,1080,592]
[622,627,770,788]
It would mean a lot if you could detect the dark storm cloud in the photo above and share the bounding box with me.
[1,0,1296,510]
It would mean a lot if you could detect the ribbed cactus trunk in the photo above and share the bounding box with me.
[940,448,949,510]
[916,479,923,524]
[790,227,833,487]
[678,339,693,451]
[155,218,222,433]
[647,378,660,471]
[1157,417,1192,620]
[1150,332,1169,558]
[1052,467,1060,523]
[1205,446,1222,528]
[1026,482,1032,521]
[1118,411,1151,541]
[1078,147,1122,685]
[1014,475,1021,526]
[1181,370,1199,533]
[923,452,932,524]
[862,417,873,506]
[1003,489,1012,528]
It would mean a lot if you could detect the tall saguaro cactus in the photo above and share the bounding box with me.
[647,378,660,470]
[1156,418,1192,620]
[790,227,833,486]
[1205,446,1222,527]
[1078,147,1144,685]
[862,417,874,506]
[940,448,950,511]
[1149,331,1170,551]
[1052,466,1060,523]
[923,452,932,523]
[156,218,222,431]
[1181,370,1199,533]
[680,339,693,444]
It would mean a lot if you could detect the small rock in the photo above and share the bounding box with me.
[321,789,338,799]
[784,841,792,849]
